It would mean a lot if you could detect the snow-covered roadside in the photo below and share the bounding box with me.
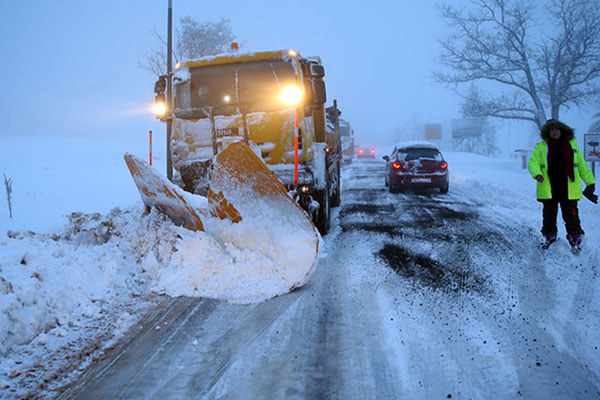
[445,151,599,245]
[0,206,321,398]
[0,134,320,398]
[0,209,161,396]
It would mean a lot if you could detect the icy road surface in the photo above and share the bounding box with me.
[60,159,600,399]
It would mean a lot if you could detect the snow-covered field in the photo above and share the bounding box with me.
[0,133,599,398]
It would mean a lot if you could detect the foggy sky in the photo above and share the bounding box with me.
[0,1,594,154]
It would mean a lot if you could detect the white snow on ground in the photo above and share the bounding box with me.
[0,133,599,398]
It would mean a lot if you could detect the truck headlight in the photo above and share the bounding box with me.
[278,85,302,105]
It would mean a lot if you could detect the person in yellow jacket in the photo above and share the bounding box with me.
[528,119,597,248]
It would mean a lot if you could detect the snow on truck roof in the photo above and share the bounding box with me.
[395,141,440,150]
[182,49,302,68]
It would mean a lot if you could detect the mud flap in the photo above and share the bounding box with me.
[209,141,320,286]
[124,153,208,231]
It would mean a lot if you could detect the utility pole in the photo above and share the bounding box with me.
[166,0,173,180]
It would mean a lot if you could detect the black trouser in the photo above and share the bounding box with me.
[541,199,584,236]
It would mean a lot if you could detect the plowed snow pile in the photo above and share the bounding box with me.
[0,205,320,396]
[154,209,319,303]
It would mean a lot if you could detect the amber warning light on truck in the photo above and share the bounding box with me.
[152,75,168,118]
[152,98,167,117]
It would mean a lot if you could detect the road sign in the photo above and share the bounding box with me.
[451,118,484,138]
[425,124,442,140]
[584,134,600,162]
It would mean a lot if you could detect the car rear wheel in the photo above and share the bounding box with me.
[440,183,449,194]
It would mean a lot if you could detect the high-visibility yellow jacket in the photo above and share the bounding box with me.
[528,139,596,200]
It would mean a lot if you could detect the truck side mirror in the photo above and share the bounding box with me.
[312,78,326,105]
[154,75,167,95]
[310,64,325,78]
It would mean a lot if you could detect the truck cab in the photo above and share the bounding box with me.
[155,48,341,234]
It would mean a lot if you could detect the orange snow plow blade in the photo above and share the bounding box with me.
[209,141,301,207]
[125,142,319,285]
[209,142,320,279]
[124,153,208,231]
[210,141,313,225]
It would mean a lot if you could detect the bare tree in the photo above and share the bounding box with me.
[435,0,600,129]
[590,112,600,132]
[140,17,236,77]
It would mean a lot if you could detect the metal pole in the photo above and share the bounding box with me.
[208,108,218,156]
[166,0,173,181]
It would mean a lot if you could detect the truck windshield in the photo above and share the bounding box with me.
[175,59,297,117]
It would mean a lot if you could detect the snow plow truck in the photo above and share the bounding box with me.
[161,47,342,233]
[125,48,342,255]
[124,48,343,291]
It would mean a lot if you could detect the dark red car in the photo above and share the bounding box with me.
[383,142,449,193]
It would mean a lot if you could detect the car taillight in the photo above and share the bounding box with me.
[440,161,448,169]
[358,148,364,154]
[392,161,402,169]
[370,148,376,154]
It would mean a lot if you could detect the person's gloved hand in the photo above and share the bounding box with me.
[535,175,544,183]
[583,184,598,204]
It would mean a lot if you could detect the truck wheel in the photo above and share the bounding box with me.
[315,188,330,235]
[330,164,341,207]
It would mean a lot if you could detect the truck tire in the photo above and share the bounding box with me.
[330,163,341,207]
[315,188,330,235]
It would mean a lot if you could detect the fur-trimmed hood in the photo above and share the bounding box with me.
[540,119,575,142]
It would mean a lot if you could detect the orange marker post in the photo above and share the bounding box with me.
[294,109,299,188]
[149,130,153,166]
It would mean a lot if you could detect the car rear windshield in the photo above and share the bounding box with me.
[400,148,442,161]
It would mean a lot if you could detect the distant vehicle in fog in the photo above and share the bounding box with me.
[383,141,449,193]
[340,120,355,164]
[356,145,376,159]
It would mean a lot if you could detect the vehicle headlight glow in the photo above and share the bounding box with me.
[278,85,302,105]
[152,101,167,117]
